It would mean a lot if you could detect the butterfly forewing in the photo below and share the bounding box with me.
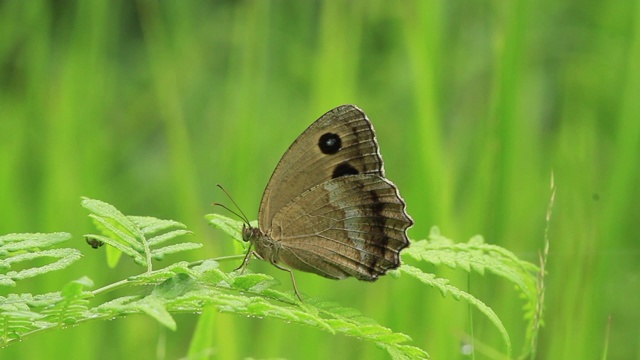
[258,105,384,229]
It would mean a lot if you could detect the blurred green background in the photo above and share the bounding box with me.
[1,1,639,359]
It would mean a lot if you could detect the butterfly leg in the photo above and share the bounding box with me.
[271,262,303,302]
[236,244,256,274]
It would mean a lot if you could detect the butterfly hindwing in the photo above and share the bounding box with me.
[268,174,412,280]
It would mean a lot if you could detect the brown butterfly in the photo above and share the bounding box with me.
[240,104,413,300]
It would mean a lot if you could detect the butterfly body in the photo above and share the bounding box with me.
[242,105,412,297]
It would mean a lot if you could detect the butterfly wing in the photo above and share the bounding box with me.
[258,105,385,231]
[268,174,412,280]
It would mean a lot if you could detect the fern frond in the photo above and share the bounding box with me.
[402,227,543,358]
[93,259,430,359]
[82,197,201,270]
[94,273,190,331]
[84,234,145,265]
[404,227,538,301]
[40,277,93,325]
[0,232,71,252]
[129,216,187,236]
[82,197,143,240]
[126,261,198,285]
[205,214,257,249]
[205,214,244,242]
[0,233,81,287]
[150,242,202,261]
[0,296,44,343]
[195,267,428,359]
[0,205,542,360]
[399,265,511,356]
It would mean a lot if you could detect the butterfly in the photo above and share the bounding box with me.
[240,104,413,300]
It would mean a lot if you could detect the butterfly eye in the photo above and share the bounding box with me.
[241,224,251,242]
[318,132,342,154]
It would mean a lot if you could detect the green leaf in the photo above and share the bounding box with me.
[194,271,427,359]
[402,227,541,358]
[379,343,430,360]
[191,260,227,285]
[151,242,203,261]
[404,228,538,300]
[1,203,538,360]
[81,198,143,239]
[41,278,93,325]
[232,273,280,293]
[206,214,257,244]
[84,234,146,265]
[138,296,177,331]
[147,229,192,247]
[0,233,81,287]
[127,262,196,284]
[0,308,44,342]
[0,232,72,254]
[62,276,94,296]
[83,198,201,270]
[106,245,124,268]
[152,273,198,299]
[187,307,217,359]
[82,197,145,267]
[129,216,187,235]
[400,264,511,356]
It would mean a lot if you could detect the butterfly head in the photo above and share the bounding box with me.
[212,183,258,241]
[241,223,260,243]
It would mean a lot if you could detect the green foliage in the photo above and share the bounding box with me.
[205,214,250,244]
[1,198,433,360]
[0,277,93,344]
[0,198,542,359]
[81,197,199,269]
[0,233,81,287]
[40,277,93,325]
[209,214,542,359]
[0,198,201,346]
[401,227,543,357]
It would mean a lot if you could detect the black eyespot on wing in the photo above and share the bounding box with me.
[318,133,341,154]
[332,162,359,178]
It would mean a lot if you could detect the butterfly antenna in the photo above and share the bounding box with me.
[211,202,247,223]
[214,183,251,225]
